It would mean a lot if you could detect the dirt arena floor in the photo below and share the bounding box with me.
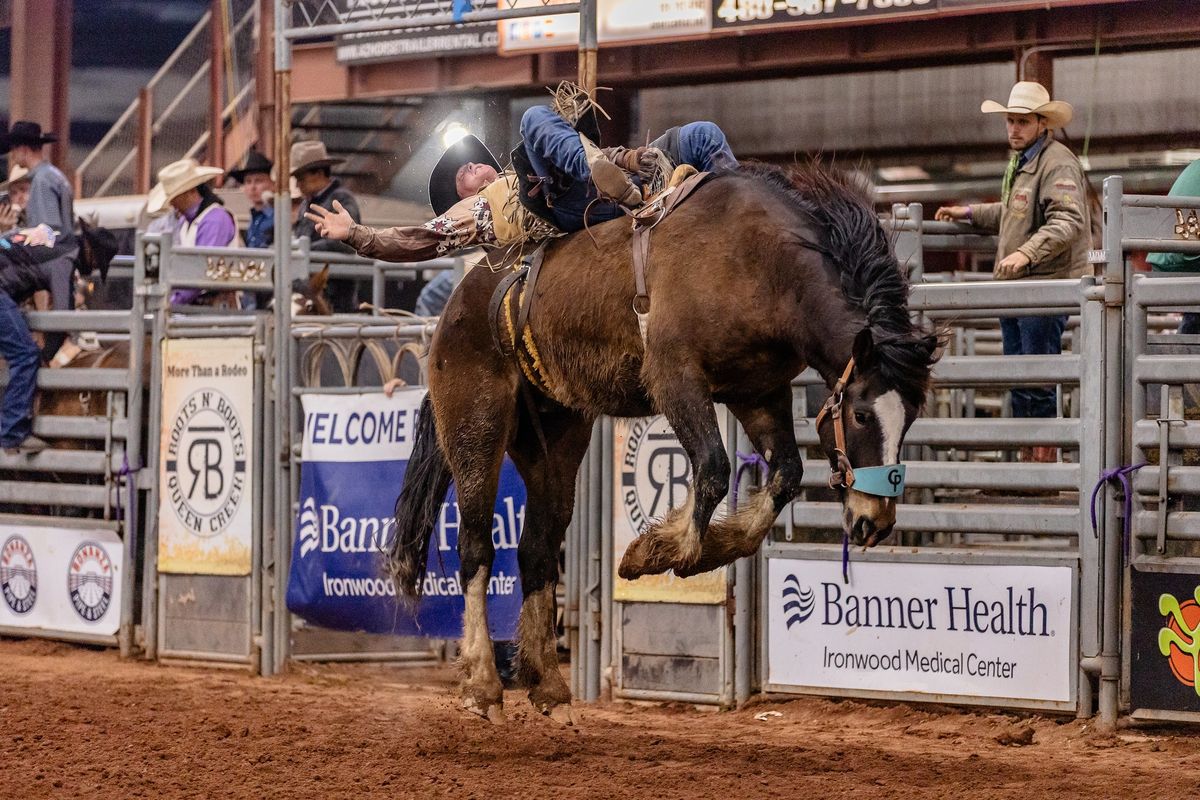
[2,638,1199,799]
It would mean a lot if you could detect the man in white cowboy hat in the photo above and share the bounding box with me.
[291,139,361,255]
[936,81,1090,457]
[0,165,32,232]
[2,120,77,360]
[147,158,240,305]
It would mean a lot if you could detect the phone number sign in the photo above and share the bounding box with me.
[713,0,932,28]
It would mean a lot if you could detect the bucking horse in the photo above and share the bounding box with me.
[387,161,940,723]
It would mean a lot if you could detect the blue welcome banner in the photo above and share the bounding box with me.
[285,389,524,639]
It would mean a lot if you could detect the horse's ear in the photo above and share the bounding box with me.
[310,265,330,295]
[852,327,875,370]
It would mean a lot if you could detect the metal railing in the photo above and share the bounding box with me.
[75,0,258,198]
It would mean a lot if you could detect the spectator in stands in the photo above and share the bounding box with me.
[2,121,78,363]
[0,165,31,232]
[229,149,275,249]
[292,140,361,253]
[935,81,1089,462]
[292,140,362,312]
[1148,159,1200,333]
[147,158,240,306]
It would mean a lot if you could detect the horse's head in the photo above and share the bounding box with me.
[289,264,332,317]
[817,327,940,548]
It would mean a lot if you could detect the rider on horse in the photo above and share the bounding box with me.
[306,99,737,261]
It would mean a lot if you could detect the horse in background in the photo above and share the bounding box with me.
[386,161,939,723]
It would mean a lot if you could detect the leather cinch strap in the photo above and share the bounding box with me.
[630,170,714,321]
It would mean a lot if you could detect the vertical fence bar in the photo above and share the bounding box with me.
[139,234,169,661]
[135,87,153,195]
[268,0,293,676]
[733,422,753,707]
[599,416,613,698]
[1077,278,1104,717]
[577,0,597,94]
[1097,175,1125,730]
[209,0,227,168]
[585,420,603,701]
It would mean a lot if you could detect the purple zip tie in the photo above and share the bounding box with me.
[731,451,769,511]
[1089,462,1146,556]
[115,453,140,557]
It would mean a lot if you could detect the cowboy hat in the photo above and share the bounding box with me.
[146,158,225,215]
[229,149,274,183]
[981,81,1073,129]
[0,165,30,192]
[0,120,58,154]
[428,134,500,217]
[289,140,344,177]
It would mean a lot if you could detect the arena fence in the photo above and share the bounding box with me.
[5,175,1200,729]
[0,255,147,656]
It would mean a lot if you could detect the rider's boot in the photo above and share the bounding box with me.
[581,134,643,208]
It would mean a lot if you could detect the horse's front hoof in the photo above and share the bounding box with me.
[618,528,698,579]
[617,535,674,579]
[545,704,579,727]
[458,695,506,729]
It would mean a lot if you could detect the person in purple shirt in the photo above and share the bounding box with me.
[146,158,240,305]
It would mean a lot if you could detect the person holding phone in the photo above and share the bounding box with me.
[0,165,31,232]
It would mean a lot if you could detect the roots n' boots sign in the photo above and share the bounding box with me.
[157,338,255,575]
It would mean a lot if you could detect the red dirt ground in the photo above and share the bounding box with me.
[2,637,1198,799]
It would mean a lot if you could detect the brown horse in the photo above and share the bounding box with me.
[387,162,939,722]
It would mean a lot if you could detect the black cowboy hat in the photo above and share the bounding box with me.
[76,219,119,284]
[428,134,500,217]
[228,149,274,183]
[0,120,58,154]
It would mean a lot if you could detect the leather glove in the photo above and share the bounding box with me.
[614,147,659,178]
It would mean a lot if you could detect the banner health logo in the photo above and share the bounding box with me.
[782,574,815,629]
[165,388,247,537]
[622,417,691,534]
[68,541,113,622]
[1,535,37,614]
[1158,587,1200,695]
[298,497,320,557]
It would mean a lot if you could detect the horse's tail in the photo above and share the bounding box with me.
[387,393,453,599]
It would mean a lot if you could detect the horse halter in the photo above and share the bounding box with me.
[814,357,908,498]
[815,358,858,490]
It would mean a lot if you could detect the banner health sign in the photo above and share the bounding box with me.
[1130,567,1200,715]
[286,390,524,640]
[768,559,1074,704]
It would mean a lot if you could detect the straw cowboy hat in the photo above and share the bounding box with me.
[428,134,500,216]
[0,120,58,154]
[981,81,1073,129]
[0,164,30,192]
[289,140,344,177]
[146,158,225,215]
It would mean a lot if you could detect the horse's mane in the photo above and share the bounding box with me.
[735,161,936,402]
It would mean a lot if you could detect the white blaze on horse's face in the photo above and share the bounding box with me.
[291,292,313,318]
[873,390,905,466]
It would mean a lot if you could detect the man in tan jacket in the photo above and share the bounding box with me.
[936,82,1090,453]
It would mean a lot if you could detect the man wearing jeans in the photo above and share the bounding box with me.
[305,103,737,262]
[936,82,1089,462]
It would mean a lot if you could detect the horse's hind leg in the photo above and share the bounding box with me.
[508,408,593,723]
[619,358,730,578]
[436,376,517,723]
[676,386,805,577]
